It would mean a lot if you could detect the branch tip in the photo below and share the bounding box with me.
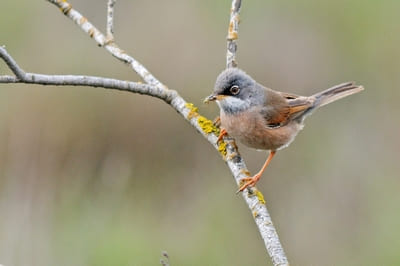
[226,0,242,68]
[106,0,116,41]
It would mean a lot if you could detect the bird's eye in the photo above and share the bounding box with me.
[230,85,240,95]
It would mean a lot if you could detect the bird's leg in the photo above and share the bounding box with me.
[213,116,221,127]
[217,128,228,143]
[213,116,227,143]
[238,151,276,192]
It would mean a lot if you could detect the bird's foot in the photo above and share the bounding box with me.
[237,174,261,193]
[217,128,227,143]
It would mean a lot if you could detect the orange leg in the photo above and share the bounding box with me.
[217,128,228,143]
[213,116,221,127]
[238,150,276,192]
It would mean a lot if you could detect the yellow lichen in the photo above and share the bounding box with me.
[255,189,266,205]
[227,15,240,40]
[185,103,199,119]
[185,102,198,112]
[218,141,227,157]
[228,31,238,40]
[197,115,219,135]
[184,103,226,157]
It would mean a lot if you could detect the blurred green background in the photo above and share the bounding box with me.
[0,0,399,265]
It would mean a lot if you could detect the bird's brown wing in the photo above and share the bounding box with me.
[261,90,314,127]
[284,93,314,121]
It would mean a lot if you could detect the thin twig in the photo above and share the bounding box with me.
[226,0,241,68]
[106,0,116,43]
[160,251,170,266]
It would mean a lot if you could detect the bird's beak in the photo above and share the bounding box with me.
[204,94,217,103]
[204,94,226,103]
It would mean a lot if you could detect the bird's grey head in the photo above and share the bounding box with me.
[205,68,262,114]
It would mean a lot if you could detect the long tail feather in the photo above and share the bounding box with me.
[312,82,364,109]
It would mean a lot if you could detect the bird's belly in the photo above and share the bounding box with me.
[220,110,303,151]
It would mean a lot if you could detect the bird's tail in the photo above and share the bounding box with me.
[312,82,364,110]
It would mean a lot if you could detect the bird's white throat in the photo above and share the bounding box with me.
[217,96,251,114]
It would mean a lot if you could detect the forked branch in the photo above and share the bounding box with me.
[0,1,288,265]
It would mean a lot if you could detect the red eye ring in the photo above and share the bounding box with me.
[230,85,240,95]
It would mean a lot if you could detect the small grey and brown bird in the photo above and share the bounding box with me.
[205,68,364,192]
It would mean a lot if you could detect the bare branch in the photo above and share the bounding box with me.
[226,0,241,68]
[0,46,168,99]
[0,73,167,99]
[106,0,116,42]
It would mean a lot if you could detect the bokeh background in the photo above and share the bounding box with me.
[0,0,399,265]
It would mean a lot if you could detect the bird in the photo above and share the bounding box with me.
[204,68,364,192]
